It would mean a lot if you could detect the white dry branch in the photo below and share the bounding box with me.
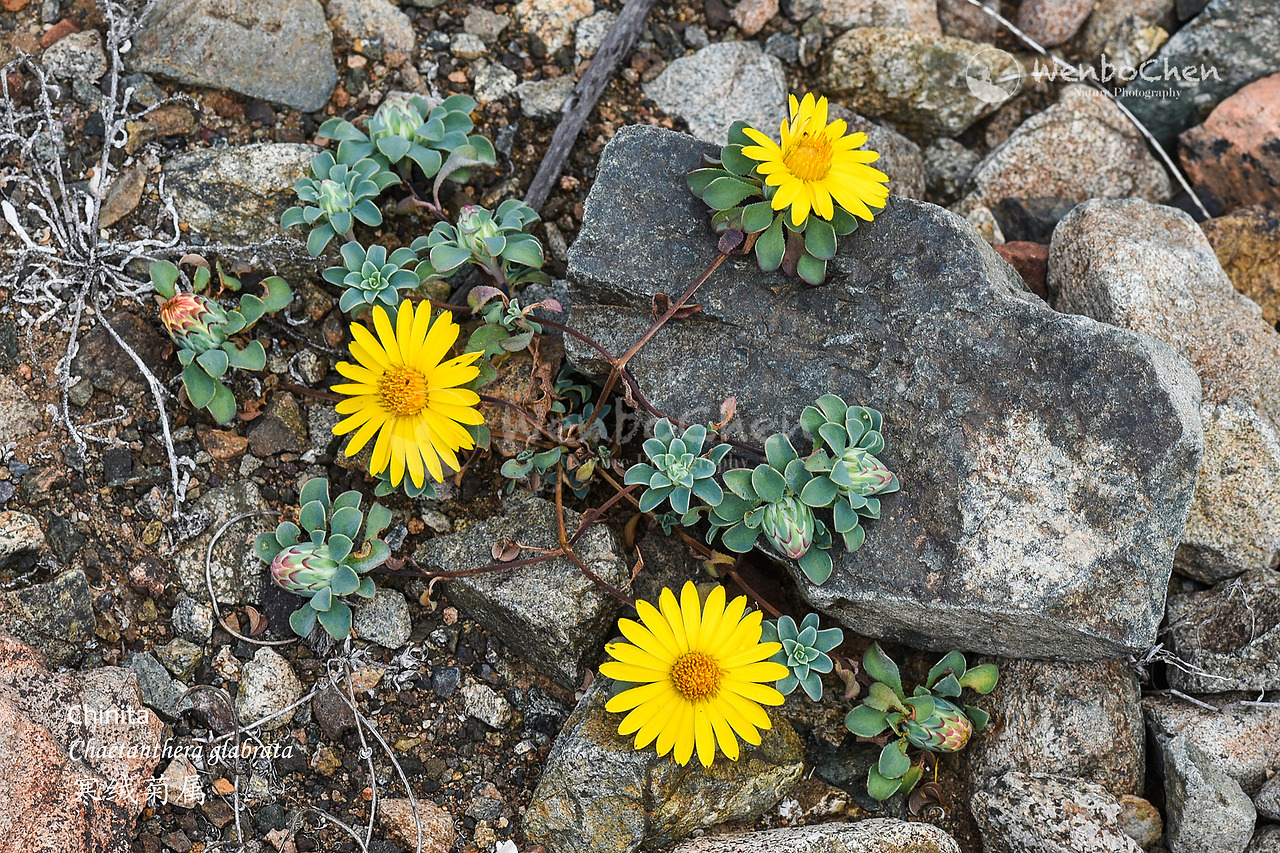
[959,0,1211,219]
[0,0,306,523]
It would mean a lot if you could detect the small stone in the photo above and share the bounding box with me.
[938,0,998,40]
[643,41,786,144]
[574,10,615,60]
[248,393,308,457]
[450,31,488,59]
[212,646,242,681]
[1180,72,1280,212]
[41,29,107,81]
[822,0,940,33]
[731,0,779,36]
[173,481,268,605]
[923,137,980,206]
[1145,694,1280,795]
[235,647,303,731]
[1250,826,1280,853]
[155,638,204,681]
[971,772,1143,853]
[127,652,186,720]
[1074,0,1174,58]
[1163,736,1256,853]
[294,350,327,386]
[99,159,149,228]
[1257,774,1280,821]
[172,594,215,642]
[464,7,511,43]
[353,588,412,648]
[159,755,205,808]
[473,60,518,102]
[683,24,709,48]
[0,569,95,666]
[669,820,961,853]
[516,76,575,119]
[378,799,456,853]
[821,28,1012,136]
[198,428,250,460]
[461,682,511,729]
[515,0,594,53]
[432,666,461,699]
[0,511,44,571]
[1015,0,1093,47]
[312,683,357,741]
[1202,205,1280,325]
[1118,795,1163,849]
[0,376,41,442]
[328,0,416,61]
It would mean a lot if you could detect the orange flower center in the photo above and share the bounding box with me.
[669,651,722,701]
[378,366,428,417]
[783,135,833,182]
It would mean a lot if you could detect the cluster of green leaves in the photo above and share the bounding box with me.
[415,200,548,290]
[464,285,563,357]
[319,93,495,186]
[253,477,393,639]
[845,643,998,800]
[151,261,292,425]
[624,395,896,585]
[687,122,881,285]
[760,613,843,701]
[324,242,421,315]
[283,152,399,256]
[499,367,616,499]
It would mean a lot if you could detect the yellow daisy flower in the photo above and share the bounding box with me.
[742,93,890,227]
[332,298,484,488]
[601,582,790,767]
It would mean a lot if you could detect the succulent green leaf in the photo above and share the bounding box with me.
[765,433,799,471]
[260,277,293,313]
[182,363,217,409]
[842,524,867,552]
[723,468,758,501]
[348,539,391,573]
[865,680,902,712]
[365,502,392,541]
[275,521,301,547]
[688,168,727,196]
[502,236,545,269]
[755,216,786,272]
[311,587,333,612]
[726,121,753,147]
[702,176,758,210]
[721,522,759,553]
[741,201,774,234]
[206,381,237,425]
[846,703,890,738]
[932,673,963,697]
[899,765,924,796]
[797,252,827,285]
[797,547,833,584]
[150,261,179,298]
[195,348,229,379]
[966,705,991,732]
[289,602,317,638]
[691,477,724,507]
[905,694,936,721]
[879,740,911,779]
[299,500,327,536]
[253,532,279,563]
[638,486,673,513]
[328,534,354,564]
[831,206,858,236]
[330,506,363,541]
[331,563,360,595]
[751,465,786,504]
[800,475,838,508]
[318,600,353,639]
[959,663,1000,694]
[927,651,968,690]
[720,144,757,177]
[333,490,362,512]
[356,576,377,598]
[864,642,905,699]
[804,217,837,260]
[299,478,330,512]
[307,223,336,257]
[866,765,904,801]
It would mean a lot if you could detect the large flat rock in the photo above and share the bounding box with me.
[562,125,1204,659]
[131,0,337,112]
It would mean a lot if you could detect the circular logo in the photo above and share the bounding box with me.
[964,48,1023,104]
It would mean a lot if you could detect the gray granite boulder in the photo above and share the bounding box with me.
[643,41,787,144]
[0,570,95,667]
[964,659,1145,795]
[1165,569,1280,692]
[1051,198,1280,583]
[971,772,1142,853]
[1145,694,1280,795]
[131,0,337,112]
[524,680,805,853]
[1163,735,1256,853]
[669,819,960,852]
[413,494,628,689]
[1118,0,1280,148]
[563,125,1203,660]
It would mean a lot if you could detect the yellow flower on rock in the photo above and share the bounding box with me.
[742,93,890,227]
[332,298,484,488]
[601,582,789,767]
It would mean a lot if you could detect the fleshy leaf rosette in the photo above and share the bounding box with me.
[151,260,292,425]
[625,418,730,515]
[844,643,998,800]
[282,151,398,256]
[253,477,393,640]
[760,613,843,700]
[414,200,548,289]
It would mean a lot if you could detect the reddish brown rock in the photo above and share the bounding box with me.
[0,632,164,852]
[1201,205,1280,325]
[1180,73,1280,212]
[1016,0,1094,47]
[39,19,80,49]
[378,799,456,853]
[994,241,1050,300]
[730,0,779,36]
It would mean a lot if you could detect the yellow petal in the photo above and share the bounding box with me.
[679,582,701,652]
[605,679,671,713]
[659,588,689,653]
[635,600,682,659]
[694,705,717,767]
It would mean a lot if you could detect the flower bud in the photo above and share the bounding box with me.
[160,292,228,353]
[761,496,815,559]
